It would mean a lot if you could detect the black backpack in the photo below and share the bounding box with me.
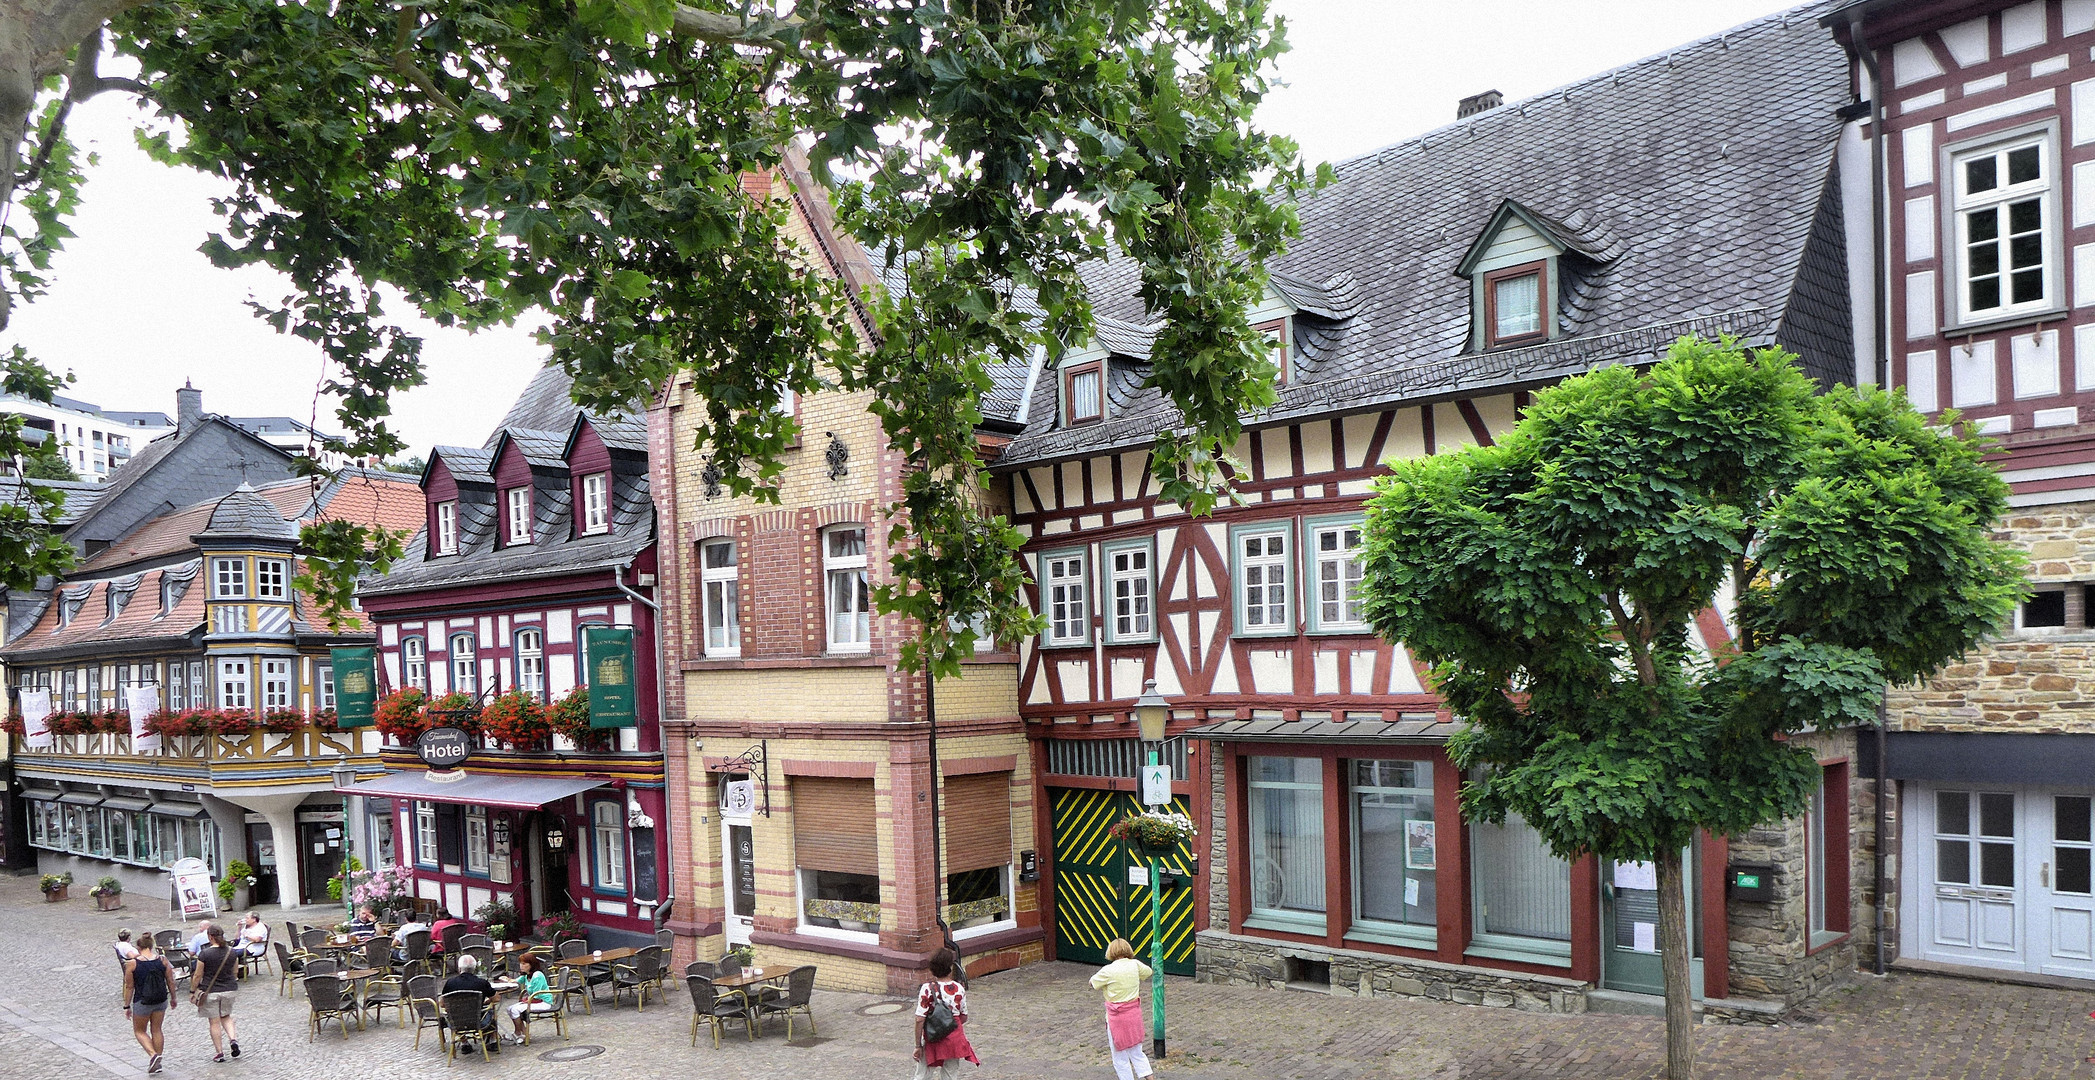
[132,957,169,1006]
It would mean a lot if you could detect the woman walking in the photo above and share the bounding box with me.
[1089,938,1154,1080]
[192,923,243,1062]
[912,952,977,1079]
[122,935,171,1074]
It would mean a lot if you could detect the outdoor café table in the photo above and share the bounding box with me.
[710,967,784,1014]
[340,966,384,1007]
[316,934,376,957]
[553,946,639,968]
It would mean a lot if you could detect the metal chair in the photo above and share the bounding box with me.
[655,928,675,951]
[683,960,718,981]
[516,971,571,1045]
[406,974,446,1051]
[439,991,491,1065]
[274,941,309,997]
[555,940,610,1010]
[753,965,819,1040]
[610,945,667,1011]
[686,975,755,1048]
[299,928,331,954]
[304,975,360,1041]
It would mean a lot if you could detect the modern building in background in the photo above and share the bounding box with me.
[351,368,667,948]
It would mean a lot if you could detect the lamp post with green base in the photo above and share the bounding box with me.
[1131,680,1173,1062]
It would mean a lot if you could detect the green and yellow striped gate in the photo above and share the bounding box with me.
[1049,788,1196,975]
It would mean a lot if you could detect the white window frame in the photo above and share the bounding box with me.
[402,636,428,692]
[254,558,288,600]
[701,538,741,656]
[823,525,871,653]
[1233,523,1293,637]
[514,628,545,699]
[414,801,438,868]
[1308,516,1368,633]
[1064,363,1104,425]
[217,657,250,709]
[449,633,478,695]
[318,663,336,710]
[433,500,458,554]
[212,557,246,599]
[261,658,292,709]
[465,806,491,876]
[1950,128,2061,327]
[591,799,627,892]
[1042,549,1090,646]
[581,473,611,534]
[1102,540,1153,643]
[505,486,533,544]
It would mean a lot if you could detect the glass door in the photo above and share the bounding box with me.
[723,818,755,946]
[2034,793,2095,978]
[1600,840,1702,997]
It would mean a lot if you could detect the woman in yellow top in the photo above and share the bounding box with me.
[1087,939,1153,1080]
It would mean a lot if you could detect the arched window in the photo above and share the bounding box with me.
[515,628,545,699]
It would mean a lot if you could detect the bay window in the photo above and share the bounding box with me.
[212,557,246,598]
[217,658,250,709]
[261,659,292,709]
[1247,756,1326,931]
[255,558,288,599]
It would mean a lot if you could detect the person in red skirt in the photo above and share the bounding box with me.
[912,952,979,1078]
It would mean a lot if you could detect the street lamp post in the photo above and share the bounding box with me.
[1131,679,1172,1061]
[331,763,358,917]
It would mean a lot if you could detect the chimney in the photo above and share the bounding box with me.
[175,380,202,435]
[1458,89,1504,119]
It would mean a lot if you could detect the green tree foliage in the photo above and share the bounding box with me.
[0,347,77,589]
[19,442,77,481]
[0,0,1317,673]
[1358,337,2024,1079]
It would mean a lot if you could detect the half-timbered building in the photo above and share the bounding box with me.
[993,4,1870,1014]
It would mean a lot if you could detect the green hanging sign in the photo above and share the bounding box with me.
[585,627,638,729]
[331,646,378,728]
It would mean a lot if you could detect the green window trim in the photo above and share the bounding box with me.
[1303,513,1370,635]
[1100,537,1157,644]
[1038,546,1092,648]
[1229,521,1296,639]
[1464,934,1574,968]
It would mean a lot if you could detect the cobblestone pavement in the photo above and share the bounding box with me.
[6,874,2095,1079]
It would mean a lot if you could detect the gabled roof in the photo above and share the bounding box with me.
[424,446,494,486]
[0,477,103,527]
[73,469,424,576]
[1452,199,1625,277]
[65,414,296,543]
[2,558,206,660]
[493,427,571,470]
[995,0,1852,468]
[78,477,316,574]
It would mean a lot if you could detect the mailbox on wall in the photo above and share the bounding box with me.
[1728,863,1776,902]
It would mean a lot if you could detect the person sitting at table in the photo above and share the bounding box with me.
[347,908,378,936]
[391,915,432,963]
[186,921,214,957]
[442,954,500,1054]
[237,913,270,961]
[504,954,557,1045]
[428,910,474,955]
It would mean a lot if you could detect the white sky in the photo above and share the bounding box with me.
[7,0,1791,455]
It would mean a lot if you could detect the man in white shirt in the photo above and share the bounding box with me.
[187,921,214,957]
[392,917,433,963]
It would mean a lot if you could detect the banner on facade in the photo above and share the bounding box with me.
[126,683,162,753]
[584,627,638,729]
[19,689,51,749]
[171,856,217,919]
[331,646,378,728]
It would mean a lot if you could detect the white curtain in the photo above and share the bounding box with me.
[1472,813,1570,941]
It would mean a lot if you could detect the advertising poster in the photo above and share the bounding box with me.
[20,689,51,749]
[126,683,162,753]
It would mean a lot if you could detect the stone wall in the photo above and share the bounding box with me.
[1196,929,1591,1014]
[1722,729,1864,1007]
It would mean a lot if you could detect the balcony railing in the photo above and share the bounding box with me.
[16,727,382,772]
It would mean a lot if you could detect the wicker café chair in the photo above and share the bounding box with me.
[440,990,491,1066]
[517,971,572,1045]
[274,940,309,997]
[406,974,446,1051]
[610,946,667,1012]
[304,975,360,1041]
[754,965,819,1040]
[685,976,755,1048]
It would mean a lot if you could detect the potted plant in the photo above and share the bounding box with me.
[39,871,72,901]
[727,943,755,968]
[547,687,611,752]
[216,860,257,906]
[478,691,550,750]
[426,691,481,736]
[327,854,363,903]
[374,688,430,745]
[475,898,521,941]
[93,709,131,735]
[206,709,258,737]
[89,876,123,911]
[260,708,304,734]
[45,712,93,736]
[1107,809,1197,856]
[536,910,587,945]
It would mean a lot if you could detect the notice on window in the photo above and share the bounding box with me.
[1404,878,1421,908]
[1632,922,1657,954]
[1613,861,1658,891]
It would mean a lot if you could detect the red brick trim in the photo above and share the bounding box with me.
[747,927,941,968]
[781,758,877,778]
[939,755,1017,777]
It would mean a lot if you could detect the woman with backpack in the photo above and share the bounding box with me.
[122,936,171,1074]
[912,952,977,1079]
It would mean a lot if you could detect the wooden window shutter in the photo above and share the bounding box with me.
[792,778,878,875]
[942,773,1012,873]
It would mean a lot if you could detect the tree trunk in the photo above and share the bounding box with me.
[1655,847,1695,1080]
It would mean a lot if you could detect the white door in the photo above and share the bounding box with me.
[721,811,755,947]
[2034,792,2095,978]
[1916,787,2022,970]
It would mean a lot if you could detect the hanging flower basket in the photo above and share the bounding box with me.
[374,688,431,744]
[479,691,551,750]
[1108,810,1197,856]
[547,687,611,752]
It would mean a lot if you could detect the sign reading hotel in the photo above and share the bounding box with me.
[331,646,378,727]
[585,626,638,729]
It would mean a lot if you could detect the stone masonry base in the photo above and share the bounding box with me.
[1196,929,1590,1014]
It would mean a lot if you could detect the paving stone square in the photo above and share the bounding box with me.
[6,873,2095,1079]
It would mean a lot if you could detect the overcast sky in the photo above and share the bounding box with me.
[9,0,1790,456]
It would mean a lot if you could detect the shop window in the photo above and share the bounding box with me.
[1350,759,1436,944]
[1469,810,1572,964]
[794,776,881,938]
[1804,763,1852,947]
[1247,756,1326,932]
[402,637,428,692]
[943,772,1015,935]
[466,806,491,876]
[702,539,740,655]
[591,800,627,892]
[515,629,545,699]
[824,526,871,652]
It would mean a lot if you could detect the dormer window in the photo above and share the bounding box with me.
[1256,318,1292,385]
[505,486,533,545]
[433,499,458,554]
[1065,363,1103,426]
[1484,262,1547,348]
[580,473,610,534]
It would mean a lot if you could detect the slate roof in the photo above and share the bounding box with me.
[995,1,1853,468]
[75,470,423,576]
[3,558,206,660]
[0,478,103,526]
[68,414,297,544]
[495,364,593,437]
[195,483,299,541]
[1186,714,1466,745]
